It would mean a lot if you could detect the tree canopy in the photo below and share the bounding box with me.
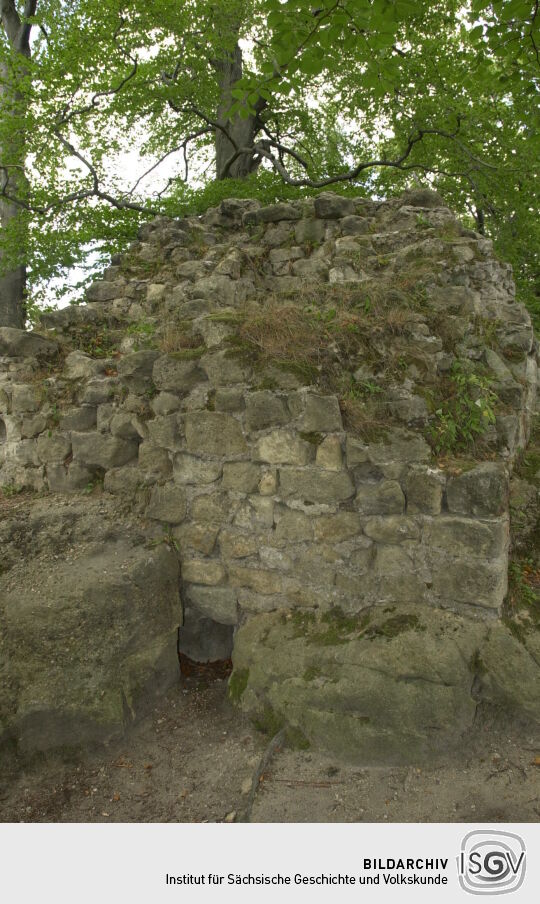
[0,0,538,324]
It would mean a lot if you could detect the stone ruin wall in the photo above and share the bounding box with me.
[0,190,537,671]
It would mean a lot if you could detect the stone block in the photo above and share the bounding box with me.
[403,468,444,515]
[219,528,260,559]
[0,327,58,360]
[215,251,242,279]
[64,351,106,380]
[259,470,277,495]
[261,221,294,247]
[340,215,371,235]
[196,314,237,348]
[150,392,182,416]
[110,412,143,440]
[146,414,180,451]
[59,406,97,432]
[184,411,247,457]
[293,391,342,432]
[279,467,355,504]
[222,461,261,493]
[328,265,362,283]
[374,546,426,602]
[294,218,326,245]
[117,350,160,392]
[174,452,222,484]
[245,391,289,430]
[254,429,312,465]
[182,559,227,586]
[368,428,431,464]
[103,465,143,495]
[20,411,48,438]
[79,378,118,406]
[176,260,208,281]
[190,492,230,523]
[446,463,508,518]
[72,432,138,470]
[173,523,218,556]
[11,384,40,413]
[36,431,72,463]
[313,512,363,542]
[146,484,187,523]
[429,553,507,611]
[86,279,120,302]
[153,355,203,394]
[424,516,508,559]
[96,402,115,432]
[13,438,41,466]
[291,258,329,280]
[274,509,314,543]
[233,497,274,529]
[185,585,237,626]
[215,388,245,412]
[228,565,284,595]
[364,516,420,544]
[315,435,343,470]
[138,442,172,476]
[243,203,301,225]
[190,274,237,306]
[314,193,355,218]
[345,436,370,468]
[260,546,293,571]
[355,480,405,514]
[200,349,251,385]
[46,461,93,493]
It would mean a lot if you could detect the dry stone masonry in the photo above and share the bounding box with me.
[0,189,538,761]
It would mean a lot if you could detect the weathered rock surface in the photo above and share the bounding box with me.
[0,497,181,755]
[230,604,540,763]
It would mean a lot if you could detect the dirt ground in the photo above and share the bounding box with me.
[1,667,539,825]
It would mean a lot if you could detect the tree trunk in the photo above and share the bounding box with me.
[0,1,33,328]
[0,63,26,329]
[474,207,485,236]
[214,43,261,180]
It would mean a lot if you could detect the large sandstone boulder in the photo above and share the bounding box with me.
[0,498,181,755]
[230,604,540,764]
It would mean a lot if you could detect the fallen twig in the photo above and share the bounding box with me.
[236,729,285,823]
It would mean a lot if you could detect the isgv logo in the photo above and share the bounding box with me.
[458,830,526,895]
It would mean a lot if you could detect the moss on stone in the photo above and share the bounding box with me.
[253,705,284,737]
[308,607,371,646]
[206,312,243,324]
[502,615,528,645]
[366,613,424,641]
[285,726,311,750]
[303,665,322,682]
[299,431,323,446]
[469,649,487,676]
[273,358,318,384]
[169,346,205,361]
[290,610,316,637]
[228,668,249,703]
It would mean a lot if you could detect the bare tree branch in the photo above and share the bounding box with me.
[219,117,483,188]
[123,126,213,197]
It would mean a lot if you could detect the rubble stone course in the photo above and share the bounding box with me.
[0,189,538,760]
